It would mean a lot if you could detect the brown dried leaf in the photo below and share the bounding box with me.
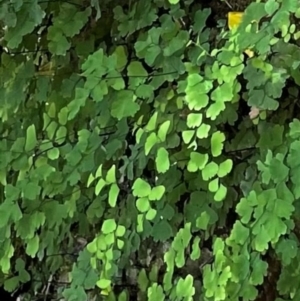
[249,106,260,119]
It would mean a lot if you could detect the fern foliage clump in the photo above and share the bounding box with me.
[0,0,299,300]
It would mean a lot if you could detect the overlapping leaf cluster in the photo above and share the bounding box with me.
[0,0,300,300]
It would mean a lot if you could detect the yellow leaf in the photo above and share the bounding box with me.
[228,12,255,58]
[228,12,244,30]
[245,49,254,58]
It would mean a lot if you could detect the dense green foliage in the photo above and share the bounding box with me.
[1,0,300,300]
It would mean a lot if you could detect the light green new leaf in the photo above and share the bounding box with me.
[156,147,170,173]
[137,214,144,233]
[211,131,225,157]
[148,284,166,301]
[214,184,227,202]
[95,164,102,178]
[97,278,111,289]
[117,239,124,249]
[211,82,233,102]
[187,113,203,128]
[149,185,165,201]
[108,184,119,207]
[158,120,171,142]
[206,101,226,120]
[187,73,203,86]
[116,225,126,237]
[136,197,151,213]
[25,125,37,152]
[145,208,157,221]
[102,219,117,234]
[190,237,201,260]
[94,236,106,252]
[182,130,195,144]
[146,112,158,132]
[176,275,194,298]
[185,75,212,110]
[209,178,219,192]
[188,152,208,172]
[202,161,219,181]
[196,124,211,139]
[145,132,158,155]
[187,160,198,172]
[136,128,144,144]
[106,165,116,184]
[95,178,106,196]
[133,178,151,197]
[218,159,233,177]
[105,233,115,246]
